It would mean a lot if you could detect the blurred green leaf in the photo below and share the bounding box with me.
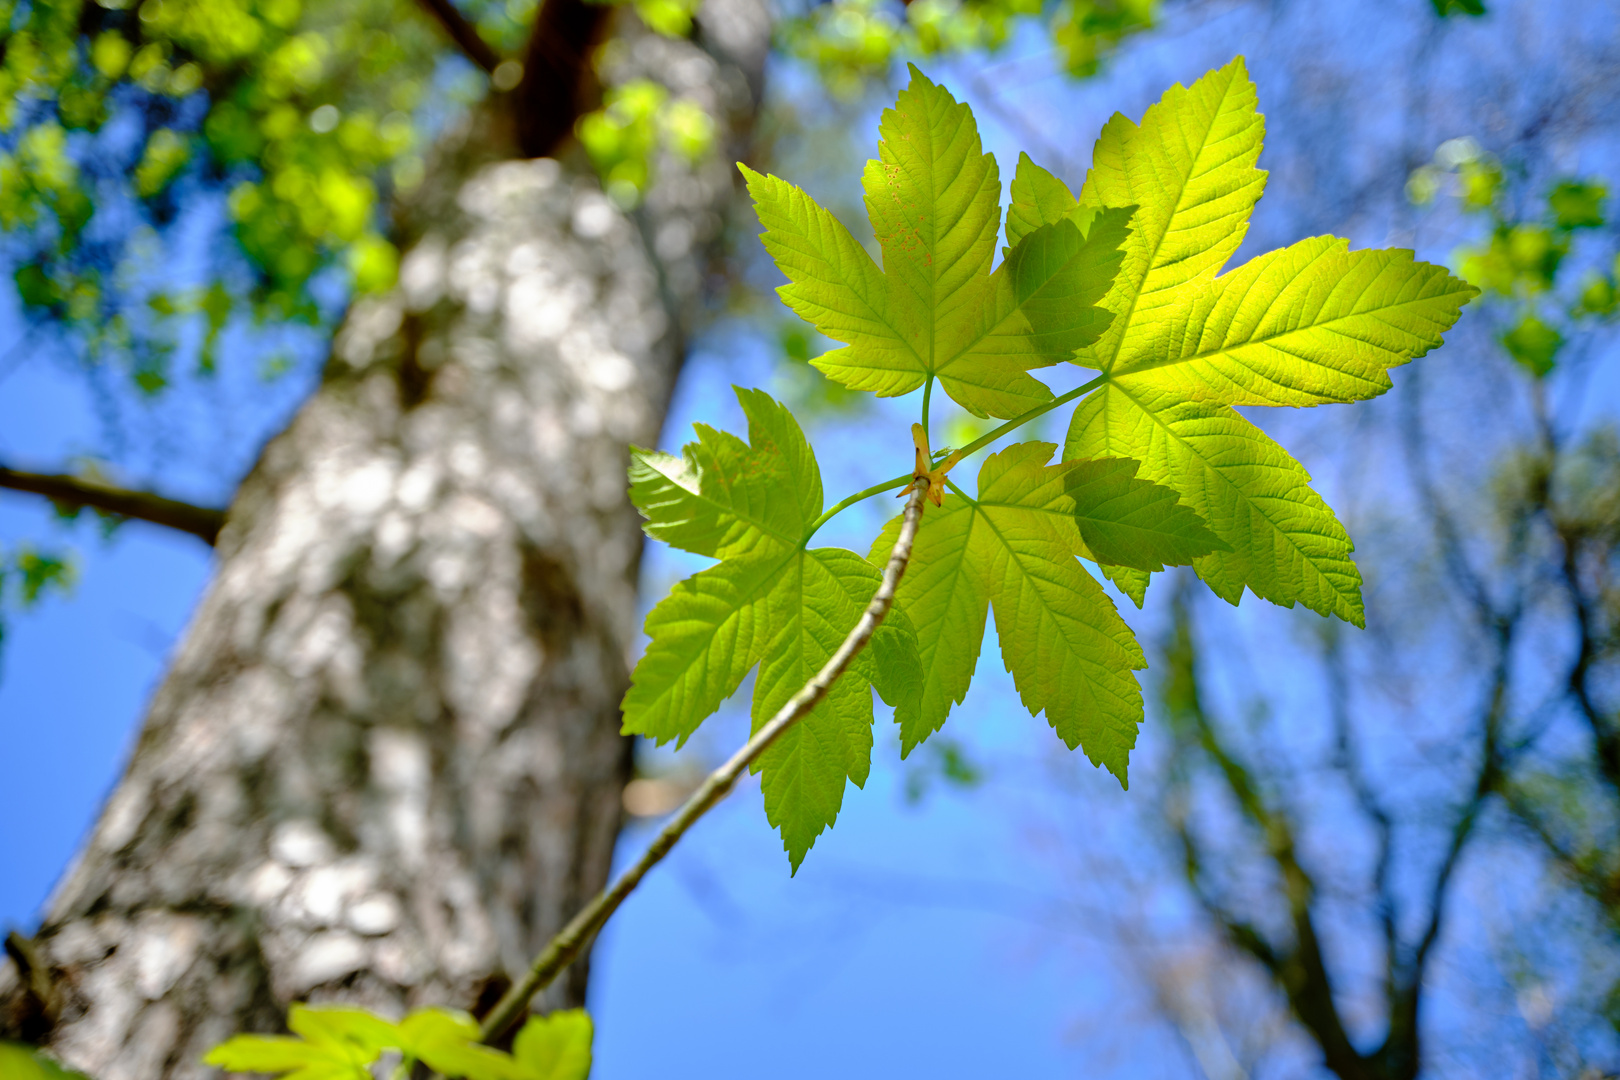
[1549,179,1608,230]
[1579,274,1617,317]
[1502,314,1562,377]
[0,1042,94,1080]
[511,1009,593,1080]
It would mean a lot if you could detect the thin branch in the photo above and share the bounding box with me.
[1322,629,1399,1019]
[0,464,224,546]
[1162,585,1371,1079]
[477,483,932,1044]
[1500,784,1620,921]
[414,0,502,74]
[1553,519,1620,792]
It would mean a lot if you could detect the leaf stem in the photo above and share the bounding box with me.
[801,372,1107,544]
[803,474,914,541]
[954,373,1104,460]
[478,485,932,1045]
[921,376,934,443]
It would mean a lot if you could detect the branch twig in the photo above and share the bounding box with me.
[478,483,932,1043]
[414,0,503,74]
[0,464,224,546]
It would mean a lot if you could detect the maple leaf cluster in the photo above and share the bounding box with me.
[624,59,1477,869]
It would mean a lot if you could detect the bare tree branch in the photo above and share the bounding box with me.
[1163,584,1375,1080]
[414,0,503,74]
[1379,630,1507,1078]
[476,482,931,1044]
[1322,630,1399,1018]
[1554,520,1620,792]
[0,464,224,546]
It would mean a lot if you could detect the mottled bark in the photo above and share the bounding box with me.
[0,6,768,1076]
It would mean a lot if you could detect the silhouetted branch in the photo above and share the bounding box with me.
[1323,630,1400,1022]
[1163,585,1373,1080]
[0,464,224,546]
[415,0,503,73]
[1554,522,1620,792]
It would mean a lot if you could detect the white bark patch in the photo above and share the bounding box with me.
[272,821,334,868]
[108,1002,179,1080]
[571,194,615,239]
[97,782,151,854]
[340,458,398,518]
[400,233,447,311]
[348,894,401,936]
[291,932,368,990]
[224,668,293,763]
[336,298,404,369]
[446,583,538,738]
[133,916,202,1000]
[245,860,293,906]
[396,460,441,512]
[504,273,588,350]
[370,728,430,871]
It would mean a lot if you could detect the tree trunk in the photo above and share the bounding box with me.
[0,6,767,1076]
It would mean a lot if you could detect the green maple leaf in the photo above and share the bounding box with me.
[1006,57,1479,625]
[399,1009,519,1080]
[741,66,1129,419]
[205,1005,528,1080]
[628,388,821,560]
[623,388,923,869]
[205,1005,399,1080]
[867,442,1212,780]
[1064,456,1227,572]
[511,1010,593,1080]
[0,1043,94,1080]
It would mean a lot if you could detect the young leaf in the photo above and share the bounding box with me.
[1014,57,1478,623]
[622,555,782,747]
[1068,384,1364,622]
[512,1010,592,1080]
[1064,456,1227,572]
[752,546,905,869]
[204,1004,395,1079]
[0,1043,94,1080]
[399,1009,517,1080]
[870,442,1151,781]
[628,387,821,560]
[1006,150,1092,253]
[623,389,924,867]
[1100,563,1152,609]
[742,67,1129,419]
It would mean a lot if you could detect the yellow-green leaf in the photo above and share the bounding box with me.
[744,68,1126,419]
[1066,382,1364,624]
[512,1010,592,1080]
[871,443,1146,780]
